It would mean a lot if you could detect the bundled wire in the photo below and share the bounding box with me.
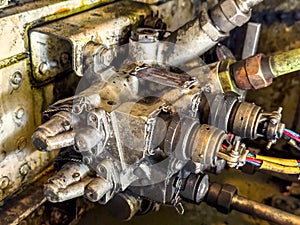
[283,128,300,143]
[246,153,300,174]
[246,155,262,167]
[282,128,300,150]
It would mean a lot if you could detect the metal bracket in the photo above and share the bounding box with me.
[29,1,151,81]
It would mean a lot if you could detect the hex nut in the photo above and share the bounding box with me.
[210,5,235,33]
[216,184,237,213]
[200,10,227,42]
[220,0,251,27]
[245,54,273,89]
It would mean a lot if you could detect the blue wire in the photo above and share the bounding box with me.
[247,152,255,157]
[285,128,300,138]
[246,160,261,167]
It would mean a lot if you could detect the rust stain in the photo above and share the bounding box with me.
[55,8,71,14]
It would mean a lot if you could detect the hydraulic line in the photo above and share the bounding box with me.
[266,48,300,78]
[206,182,300,225]
[231,195,300,225]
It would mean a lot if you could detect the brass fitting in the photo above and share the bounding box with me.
[218,59,245,95]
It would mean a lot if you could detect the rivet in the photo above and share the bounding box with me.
[97,164,106,174]
[0,176,10,189]
[72,172,80,179]
[39,62,49,75]
[10,71,23,87]
[83,156,92,165]
[39,61,58,75]
[19,164,30,176]
[89,114,97,123]
[60,53,71,66]
[15,107,25,119]
[17,137,27,150]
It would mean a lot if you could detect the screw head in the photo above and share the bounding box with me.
[83,156,92,164]
[0,176,9,189]
[38,62,49,75]
[10,71,23,87]
[89,114,97,123]
[15,107,25,119]
[19,164,30,176]
[97,164,106,174]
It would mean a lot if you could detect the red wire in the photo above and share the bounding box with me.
[246,157,262,164]
[284,130,300,143]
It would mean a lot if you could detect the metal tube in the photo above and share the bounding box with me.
[231,195,300,225]
[267,48,300,77]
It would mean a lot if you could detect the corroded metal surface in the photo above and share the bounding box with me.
[0,59,58,202]
[0,166,53,225]
[30,1,152,77]
[0,0,115,62]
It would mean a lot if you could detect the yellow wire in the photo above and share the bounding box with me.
[260,161,300,174]
[255,155,299,167]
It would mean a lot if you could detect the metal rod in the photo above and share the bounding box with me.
[231,195,300,225]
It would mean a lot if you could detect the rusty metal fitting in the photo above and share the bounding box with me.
[131,28,161,43]
[231,54,273,90]
[217,59,245,95]
[200,10,228,42]
[210,0,251,33]
[143,16,166,30]
[220,0,251,26]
